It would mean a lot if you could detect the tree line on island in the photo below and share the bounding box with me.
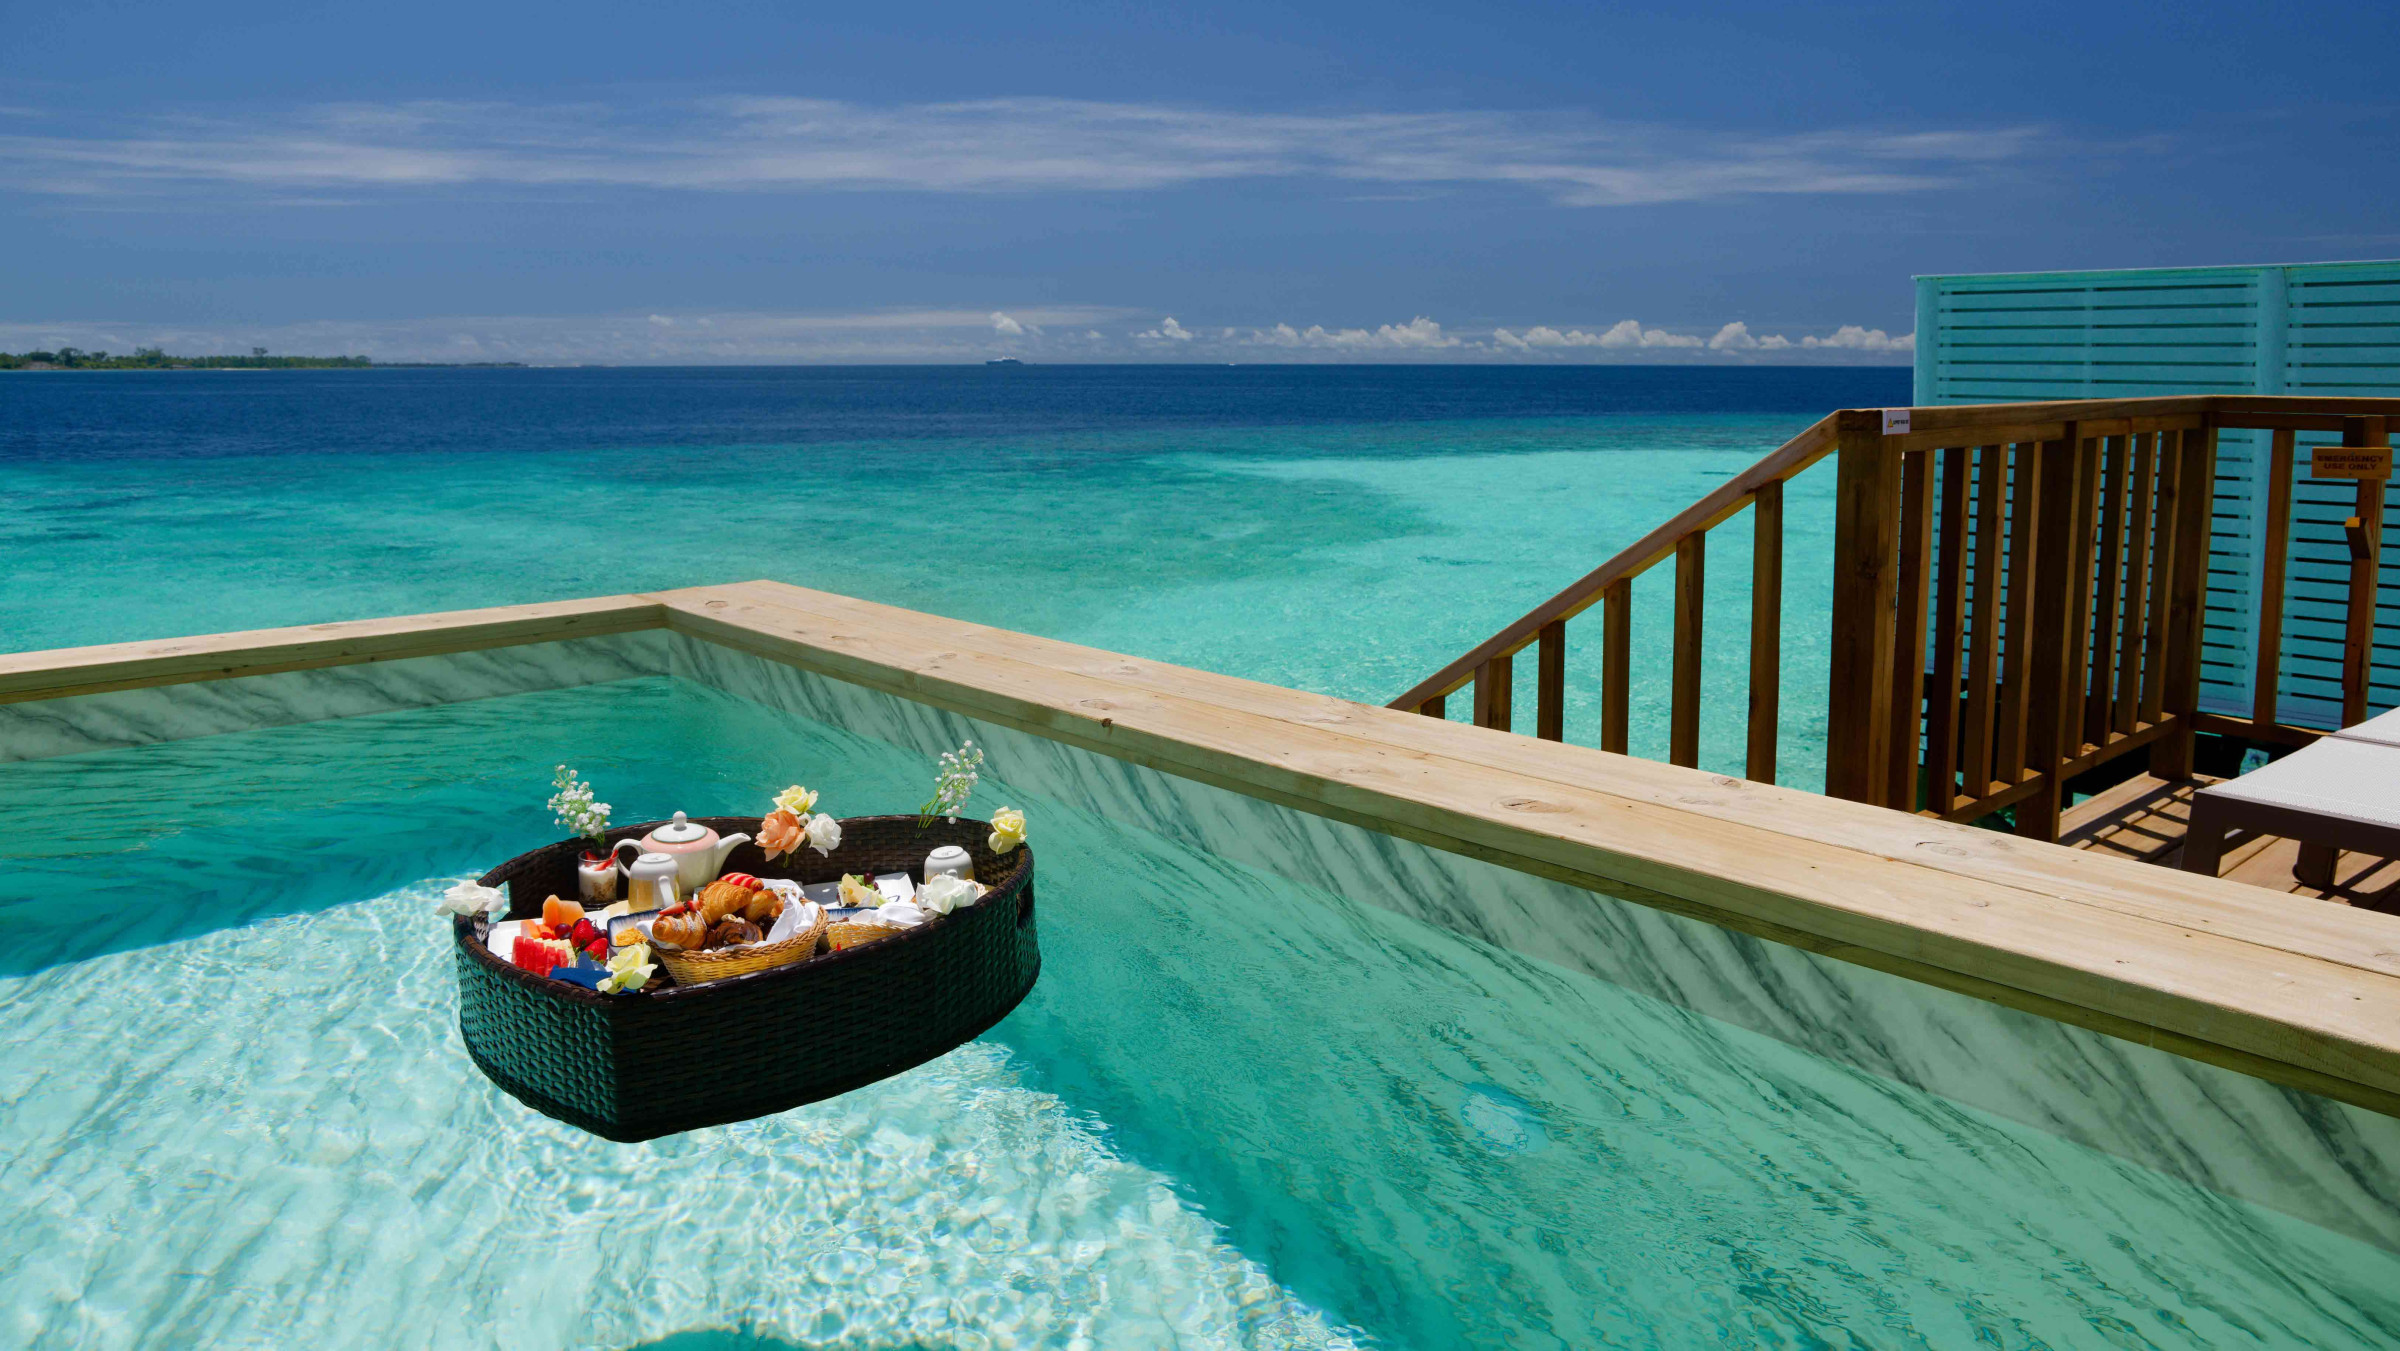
[0,346,524,370]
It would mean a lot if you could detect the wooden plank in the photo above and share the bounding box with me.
[1747,480,1784,784]
[1961,446,2005,799]
[1825,411,1901,804]
[0,595,665,704]
[1926,447,1970,814]
[654,581,2400,1117]
[1602,581,1631,755]
[2341,416,2390,728]
[1889,450,1936,810]
[2085,436,2127,751]
[1388,414,1838,709]
[2154,422,2216,780]
[2254,429,2297,729]
[2020,426,2088,840]
[1473,655,1513,732]
[2115,431,2158,736]
[1536,620,1566,743]
[1671,533,1705,768]
[2190,712,2324,749]
[2064,430,2104,760]
[1420,694,1445,719]
[1995,442,2042,785]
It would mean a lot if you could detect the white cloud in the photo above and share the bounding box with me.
[1801,324,1914,352]
[0,307,1916,365]
[0,96,2042,208]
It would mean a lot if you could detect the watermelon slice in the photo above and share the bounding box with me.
[511,934,573,978]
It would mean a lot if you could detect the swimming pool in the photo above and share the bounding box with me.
[8,665,2400,1349]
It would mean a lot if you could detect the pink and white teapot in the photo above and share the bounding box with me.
[611,812,751,896]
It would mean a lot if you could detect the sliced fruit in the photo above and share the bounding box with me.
[543,895,586,930]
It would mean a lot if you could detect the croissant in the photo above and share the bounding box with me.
[707,916,762,949]
[651,909,708,950]
[742,886,785,925]
[696,883,748,926]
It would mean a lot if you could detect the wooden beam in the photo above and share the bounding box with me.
[1536,620,1566,742]
[2255,429,2296,730]
[1419,694,1445,719]
[2115,432,2158,736]
[2086,436,2127,750]
[1671,533,1705,768]
[1825,411,1901,804]
[1747,480,1784,784]
[0,595,666,704]
[1473,654,1513,732]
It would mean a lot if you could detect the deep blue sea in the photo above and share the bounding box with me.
[0,364,1907,787]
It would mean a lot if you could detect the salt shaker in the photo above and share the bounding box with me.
[925,844,975,884]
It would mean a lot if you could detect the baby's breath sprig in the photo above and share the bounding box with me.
[548,765,612,843]
[919,741,984,826]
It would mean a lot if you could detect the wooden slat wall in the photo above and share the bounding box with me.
[1915,259,2400,731]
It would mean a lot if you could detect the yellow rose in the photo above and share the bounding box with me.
[773,785,818,817]
[988,806,1027,854]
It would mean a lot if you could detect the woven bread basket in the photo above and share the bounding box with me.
[650,904,829,985]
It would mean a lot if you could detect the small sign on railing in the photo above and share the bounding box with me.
[2312,447,2393,480]
[1881,408,1911,435]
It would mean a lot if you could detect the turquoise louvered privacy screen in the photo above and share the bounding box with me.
[1914,260,2400,730]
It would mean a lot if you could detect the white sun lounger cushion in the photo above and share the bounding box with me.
[2198,736,2400,830]
[2330,706,2400,748]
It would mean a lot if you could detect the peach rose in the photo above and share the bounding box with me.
[758,808,806,860]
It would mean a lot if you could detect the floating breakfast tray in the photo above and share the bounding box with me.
[452,815,1038,1142]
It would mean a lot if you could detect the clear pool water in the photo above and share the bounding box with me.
[8,677,2400,1349]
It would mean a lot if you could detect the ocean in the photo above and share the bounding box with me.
[0,363,1910,788]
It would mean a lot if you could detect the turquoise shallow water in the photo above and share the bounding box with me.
[0,365,1874,788]
[7,678,2400,1348]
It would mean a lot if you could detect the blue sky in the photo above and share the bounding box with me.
[2,0,2394,363]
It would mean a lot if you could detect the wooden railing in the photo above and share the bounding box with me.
[1389,395,2400,840]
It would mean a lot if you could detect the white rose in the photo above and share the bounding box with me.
[918,873,984,916]
[804,812,842,857]
[441,880,506,918]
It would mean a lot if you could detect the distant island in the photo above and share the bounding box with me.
[0,346,524,370]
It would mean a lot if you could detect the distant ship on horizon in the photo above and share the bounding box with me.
[985,357,1024,366]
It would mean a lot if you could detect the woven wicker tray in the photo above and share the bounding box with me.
[452,814,1039,1142]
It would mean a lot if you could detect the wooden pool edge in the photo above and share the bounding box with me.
[15,580,2400,1120]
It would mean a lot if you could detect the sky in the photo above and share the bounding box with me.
[1,0,2394,364]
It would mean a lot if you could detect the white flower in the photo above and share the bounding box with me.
[441,880,507,919]
[802,812,842,857]
[918,873,985,916]
[988,806,1027,854]
[548,765,612,840]
[599,942,656,995]
[920,741,984,823]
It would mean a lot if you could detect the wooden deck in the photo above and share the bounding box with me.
[2063,773,2400,910]
[18,580,2400,1120]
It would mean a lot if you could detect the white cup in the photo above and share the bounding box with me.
[925,845,975,884]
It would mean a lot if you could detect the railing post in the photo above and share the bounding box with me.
[1825,410,1899,804]
[1602,580,1631,755]
[1671,534,1705,767]
[2151,418,2213,780]
[1888,449,1935,810]
[2019,422,2087,840]
[1473,654,1513,731]
[1536,620,1566,742]
[2253,428,2295,731]
[2342,415,2391,728]
[1746,480,1784,783]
